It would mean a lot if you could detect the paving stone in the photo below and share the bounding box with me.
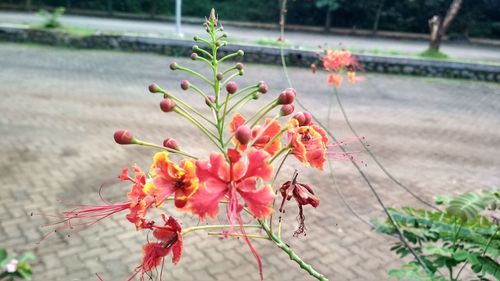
[1,44,499,281]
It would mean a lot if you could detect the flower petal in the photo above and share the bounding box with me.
[238,184,275,218]
[189,178,228,219]
[244,149,273,181]
[229,113,246,133]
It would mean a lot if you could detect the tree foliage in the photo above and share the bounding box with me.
[2,0,500,38]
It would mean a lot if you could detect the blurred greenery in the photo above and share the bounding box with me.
[1,0,500,39]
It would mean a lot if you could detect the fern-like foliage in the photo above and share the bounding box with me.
[375,191,500,281]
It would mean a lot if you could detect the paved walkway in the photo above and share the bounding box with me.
[1,11,500,63]
[1,43,499,280]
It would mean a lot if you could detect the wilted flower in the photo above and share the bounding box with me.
[279,170,320,237]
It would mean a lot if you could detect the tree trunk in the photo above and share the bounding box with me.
[325,8,332,32]
[428,15,442,50]
[428,0,463,51]
[150,0,157,19]
[372,0,385,35]
[107,0,113,16]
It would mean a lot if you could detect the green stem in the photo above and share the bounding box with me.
[193,45,214,60]
[258,220,329,281]
[221,71,241,86]
[219,51,242,64]
[158,91,216,126]
[269,147,291,164]
[188,83,209,100]
[133,140,198,159]
[226,92,255,114]
[229,84,259,100]
[174,108,223,152]
[249,103,278,128]
[176,65,213,86]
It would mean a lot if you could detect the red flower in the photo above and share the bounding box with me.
[229,113,282,156]
[322,50,359,72]
[147,152,199,209]
[189,148,275,220]
[279,170,320,237]
[128,215,183,281]
[41,166,156,238]
[287,118,329,170]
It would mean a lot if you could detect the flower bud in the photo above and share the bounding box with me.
[162,138,179,150]
[148,83,161,93]
[216,72,224,81]
[221,32,228,38]
[293,112,312,126]
[280,104,295,116]
[114,129,135,145]
[205,95,215,106]
[193,36,200,41]
[190,53,198,60]
[160,98,176,112]
[180,80,190,90]
[252,92,260,100]
[238,70,244,76]
[237,50,244,56]
[278,89,295,105]
[258,81,268,94]
[235,125,252,145]
[235,63,244,70]
[310,63,317,74]
[303,111,312,126]
[169,62,178,70]
[226,81,238,94]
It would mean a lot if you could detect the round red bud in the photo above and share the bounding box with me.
[226,81,238,94]
[160,98,176,112]
[258,81,268,94]
[205,95,215,106]
[293,112,306,126]
[278,90,295,105]
[169,62,178,70]
[235,63,244,70]
[162,138,179,150]
[235,125,252,145]
[180,80,190,90]
[216,72,224,81]
[190,53,198,60]
[303,111,312,126]
[148,83,161,93]
[114,130,134,145]
[280,104,295,116]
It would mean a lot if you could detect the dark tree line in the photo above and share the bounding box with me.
[2,0,500,39]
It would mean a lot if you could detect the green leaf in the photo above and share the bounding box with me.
[452,250,469,261]
[19,252,35,263]
[446,192,494,222]
[433,195,451,205]
[0,248,7,263]
[17,266,32,280]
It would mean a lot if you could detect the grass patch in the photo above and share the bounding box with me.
[30,25,96,36]
[418,49,449,59]
[256,38,292,48]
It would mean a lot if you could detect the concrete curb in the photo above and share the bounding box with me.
[1,26,499,82]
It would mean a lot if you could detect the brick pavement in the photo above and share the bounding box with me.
[0,43,499,280]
